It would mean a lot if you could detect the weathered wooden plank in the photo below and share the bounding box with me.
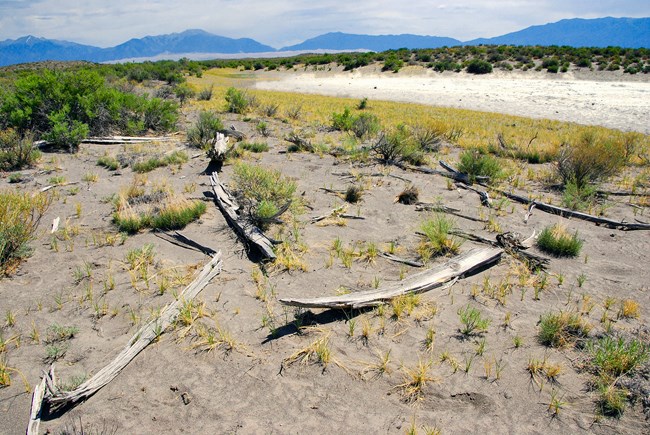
[279,247,503,309]
[209,172,276,260]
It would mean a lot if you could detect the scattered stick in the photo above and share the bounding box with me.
[81,136,175,144]
[40,181,79,192]
[28,253,223,433]
[524,203,536,223]
[415,202,487,223]
[495,188,650,231]
[221,126,246,141]
[50,217,60,234]
[210,172,276,260]
[456,182,492,207]
[279,247,503,309]
[379,252,424,268]
[154,230,218,256]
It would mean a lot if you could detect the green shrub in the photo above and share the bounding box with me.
[43,110,89,152]
[561,179,596,211]
[556,131,627,189]
[538,311,591,348]
[458,304,491,335]
[96,155,120,171]
[232,162,296,227]
[331,107,355,132]
[382,55,403,73]
[0,129,40,170]
[351,113,380,139]
[240,142,269,153]
[224,87,250,114]
[417,214,462,260]
[536,224,583,257]
[457,150,503,183]
[466,59,493,74]
[587,336,649,378]
[143,98,178,132]
[0,190,49,275]
[173,83,195,106]
[187,111,224,149]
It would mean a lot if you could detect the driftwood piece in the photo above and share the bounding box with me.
[456,182,492,207]
[310,207,365,224]
[496,189,650,231]
[222,126,246,141]
[209,172,276,260]
[415,202,487,223]
[279,247,503,309]
[28,253,223,433]
[379,252,424,268]
[82,136,175,144]
[284,132,314,152]
[451,230,549,270]
[439,160,490,185]
[154,230,218,256]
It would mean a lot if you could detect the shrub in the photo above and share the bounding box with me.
[556,131,627,189]
[96,155,120,171]
[466,59,493,74]
[240,142,269,153]
[538,311,591,348]
[173,83,195,107]
[232,162,296,228]
[458,304,491,335]
[0,129,40,170]
[331,107,355,132]
[397,185,419,204]
[536,224,583,257]
[143,98,178,132]
[370,126,414,163]
[43,110,89,152]
[382,55,403,73]
[561,179,596,211]
[417,214,462,260]
[197,86,213,101]
[151,200,207,230]
[587,336,649,379]
[457,150,503,183]
[357,97,368,110]
[0,190,49,275]
[187,111,224,149]
[224,87,250,114]
[351,113,380,139]
[344,185,363,203]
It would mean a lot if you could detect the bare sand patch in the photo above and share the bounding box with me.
[255,66,650,133]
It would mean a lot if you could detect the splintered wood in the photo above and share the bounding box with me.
[279,247,503,309]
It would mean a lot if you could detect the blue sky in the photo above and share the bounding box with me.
[0,0,648,47]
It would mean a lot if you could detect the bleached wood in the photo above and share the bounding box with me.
[209,172,276,260]
[27,253,222,432]
[279,247,502,309]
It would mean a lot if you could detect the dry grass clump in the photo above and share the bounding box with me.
[112,189,206,234]
[396,358,436,402]
[397,185,419,204]
[0,190,49,275]
[538,311,591,348]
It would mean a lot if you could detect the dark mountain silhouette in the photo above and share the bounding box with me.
[466,17,649,48]
[1,17,648,67]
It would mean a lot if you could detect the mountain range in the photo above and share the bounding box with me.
[1,17,648,67]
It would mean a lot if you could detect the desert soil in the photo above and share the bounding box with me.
[0,67,649,435]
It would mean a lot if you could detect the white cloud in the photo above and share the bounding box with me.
[0,0,647,47]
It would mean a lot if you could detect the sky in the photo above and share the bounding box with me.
[0,0,648,48]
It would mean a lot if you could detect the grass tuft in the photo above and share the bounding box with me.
[536,224,583,257]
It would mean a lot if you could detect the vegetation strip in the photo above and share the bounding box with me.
[279,247,502,309]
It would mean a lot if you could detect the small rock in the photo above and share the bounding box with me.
[181,392,191,405]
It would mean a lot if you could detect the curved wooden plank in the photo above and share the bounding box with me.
[279,247,503,309]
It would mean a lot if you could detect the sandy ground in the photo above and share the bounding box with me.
[0,72,649,435]
[254,66,650,134]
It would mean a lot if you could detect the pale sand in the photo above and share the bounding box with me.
[254,66,650,133]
